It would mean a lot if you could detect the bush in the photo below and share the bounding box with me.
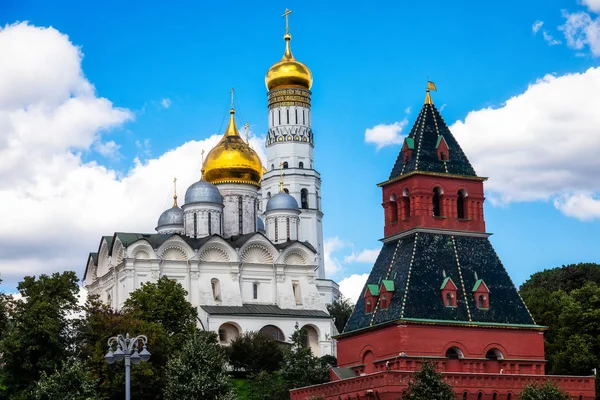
[228,331,284,373]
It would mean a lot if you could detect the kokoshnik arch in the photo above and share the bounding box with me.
[290,86,596,399]
[83,9,339,357]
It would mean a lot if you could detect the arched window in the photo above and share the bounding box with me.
[507,393,512,400]
[271,163,274,170]
[299,161,304,169]
[253,282,259,300]
[478,294,487,309]
[446,292,454,307]
[433,187,443,217]
[301,188,309,209]
[463,392,468,400]
[271,110,274,126]
[457,189,468,219]
[275,220,278,241]
[402,188,411,219]
[286,217,290,240]
[267,192,271,198]
[366,299,373,313]
[193,213,198,238]
[486,349,504,360]
[259,325,285,341]
[286,109,289,124]
[208,212,212,235]
[302,110,305,125]
[492,393,498,400]
[380,294,388,309]
[446,347,462,359]
[295,109,298,124]
[389,194,398,223]
[278,109,281,125]
[211,278,221,302]
[477,392,483,400]
[283,161,288,169]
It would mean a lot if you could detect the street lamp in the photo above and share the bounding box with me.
[105,333,151,400]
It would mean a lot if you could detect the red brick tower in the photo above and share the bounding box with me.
[290,86,595,400]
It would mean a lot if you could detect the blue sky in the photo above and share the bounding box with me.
[1,0,600,299]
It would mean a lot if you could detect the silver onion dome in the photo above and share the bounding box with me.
[184,180,223,205]
[266,192,299,211]
[156,206,183,229]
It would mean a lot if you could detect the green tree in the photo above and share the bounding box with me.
[123,276,197,337]
[280,328,328,390]
[228,331,284,373]
[403,361,455,400]
[247,371,289,400]
[163,331,235,400]
[519,263,600,375]
[33,358,102,400]
[76,296,169,400]
[518,380,570,400]
[0,272,80,398]
[0,278,9,337]
[327,295,353,333]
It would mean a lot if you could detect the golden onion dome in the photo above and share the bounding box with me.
[265,33,312,91]
[202,108,263,187]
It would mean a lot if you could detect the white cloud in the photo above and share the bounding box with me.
[542,31,562,45]
[344,249,379,264]
[0,22,267,287]
[580,0,600,13]
[451,66,600,220]
[364,120,408,149]
[324,237,345,277]
[532,20,544,34]
[404,107,411,114]
[94,140,121,159]
[161,98,172,109]
[338,274,369,303]
[560,10,600,56]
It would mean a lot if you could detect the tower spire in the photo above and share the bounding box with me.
[282,8,294,59]
[279,162,284,192]
[172,177,178,207]
[224,89,240,138]
[425,80,437,105]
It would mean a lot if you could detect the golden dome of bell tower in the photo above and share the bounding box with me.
[202,90,263,187]
[265,8,313,92]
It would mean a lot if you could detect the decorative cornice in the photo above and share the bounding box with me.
[378,170,488,187]
[268,87,311,109]
[381,227,491,243]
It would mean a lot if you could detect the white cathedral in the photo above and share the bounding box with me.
[83,20,340,356]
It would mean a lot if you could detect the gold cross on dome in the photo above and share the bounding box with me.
[173,177,178,207]
[282,8,292,33]
[200,149,206,178]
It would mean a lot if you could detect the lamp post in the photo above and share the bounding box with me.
[105,333,151,400]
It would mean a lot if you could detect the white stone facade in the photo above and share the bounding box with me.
[84,232,338,356]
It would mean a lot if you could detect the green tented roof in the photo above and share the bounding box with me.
[381,280,395,292]
[440,276,456,290]
[472,279,488,292]
[367,284,379,296]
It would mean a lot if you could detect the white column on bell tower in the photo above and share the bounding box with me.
[261,11,325,278]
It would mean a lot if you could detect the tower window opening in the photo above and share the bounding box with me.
[301,188,309,209]
[295,108,298,124]
[507,393,512,400]
[478,294,487,309]
[208,212,212,235]
[193,213,198,238]
[299,161,304,169]
[446,347,462,359]
[463,392,468,400]
[389,194,398,223]
[271,163,275,170]
[238,196,243,235]
[275,220,278,241]
[283,161,288,169]
[253,282,258,300]
[292,281,302,304]
[440,151,447,161]
[457,189,468,219]
[433,187,443,217]
[492,394,497,400]
[303,110,305,125]
[267,192,271,198]
[271,110,274,126]
[286,217,290,240]
[402,189,411,219]
[477,393,483,400]
[278,109,281,125]
[286,109,289,124]
[445,292,454,307]
[211,278,221,301]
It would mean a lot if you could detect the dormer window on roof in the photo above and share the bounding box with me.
[441,277,457,308]
[436,135,449,161]
[379,280,395,310]
[364,284,379,313]
[402,138,414,163]
[473,279,490,310]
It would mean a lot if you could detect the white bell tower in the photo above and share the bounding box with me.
[261,9,325,278]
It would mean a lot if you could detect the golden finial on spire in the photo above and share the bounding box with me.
[279,161,284,192]
[230,87,235,110]
[200,149,205,179]
[282,8,292,34]
[172,177,178,207]
[244,122,250,143]
[425,81,437,105]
